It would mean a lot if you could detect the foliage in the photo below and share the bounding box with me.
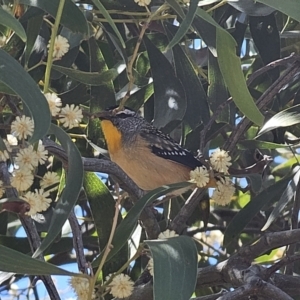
[0,0,300,299]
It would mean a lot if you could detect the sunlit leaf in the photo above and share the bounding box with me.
[258,104,300,136]
[146,236,197,300]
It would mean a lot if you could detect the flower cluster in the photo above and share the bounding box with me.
[0,116,61,216]
[134,0,151,6]
[106,274,134,299]
[44,92,83,129]
[189,149,235,206]
[158,229,178,239]
[69,276,94,300]
[48,35,70,59]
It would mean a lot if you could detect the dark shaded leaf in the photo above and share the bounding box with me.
[262,168,300,231]
[143,36,186,129]
[224,174,293,246]
[257,0,300,22]
[19,0,89,35]
[0,6,26,42]
[0,245,80,276]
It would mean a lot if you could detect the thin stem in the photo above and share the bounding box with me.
[88,196,122,299]
[43,0,66,93]
[119,4,169,109]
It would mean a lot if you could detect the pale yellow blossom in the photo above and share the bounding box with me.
[11,169,34,191]
[69,276,93,300]
[59,104,83,129]
[190,166,210,188]
[148,257,154,276]
[40,171,60,191]
[134,0,151,6]
[107,274,134,299]
[22,189,51,215]
[0,180,4,198]
[158,229,178,239]
[48,35,70,59]
[36,144,48,165]
[210,149,231,174]
[44,92,62,116]
[211,178,235,206]
[15,146,38,170]
[11,116,34,140]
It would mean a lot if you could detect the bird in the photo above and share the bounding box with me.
[97,106,216,193]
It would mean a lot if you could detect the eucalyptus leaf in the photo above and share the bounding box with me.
[146,236,197,300]
[33,125,83,257]
[258,104,300,136]
[0,49,50,143]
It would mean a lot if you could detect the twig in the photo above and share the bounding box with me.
[89,195,123,299]
[170,188,206,233]
[68,210,88,274]
[246,53,297,86]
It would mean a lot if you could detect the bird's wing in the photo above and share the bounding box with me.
[140,127,203,170]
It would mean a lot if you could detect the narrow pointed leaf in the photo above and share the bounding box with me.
[0,49,50,143]
[224,175,293,246]
[216,27,264,126]
[19,0,88,35]
[257,0,300,22]
[144,36,186,129]
[51,64,119,85]
[0,245,80,276]
[258,104,300,136]
[262,169,300,231]
[167,0,199,50]
[0,6,26,42]
[33,125,83,257]
[146,236,197,300]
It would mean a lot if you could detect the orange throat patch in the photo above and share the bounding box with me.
[101,120,122,154]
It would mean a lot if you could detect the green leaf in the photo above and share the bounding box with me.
[167,0,199,50]
[92,0,126,49]
[19,0,89,35]
[92,182,192,267]
[166,0,185,19]
[51,64,119,85]
[0,6,26,42]
[33,124,83,257]
[216,27,264,126]
[261,170,299,231]
[238,140,289,150]
[257,0,300,22]
[224,175,293,246]
[258,104,300,136]
[0,49,50,143]
[0,244,80,276]
[146,236,197,300]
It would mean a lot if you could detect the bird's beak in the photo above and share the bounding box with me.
[95,111,113,120]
